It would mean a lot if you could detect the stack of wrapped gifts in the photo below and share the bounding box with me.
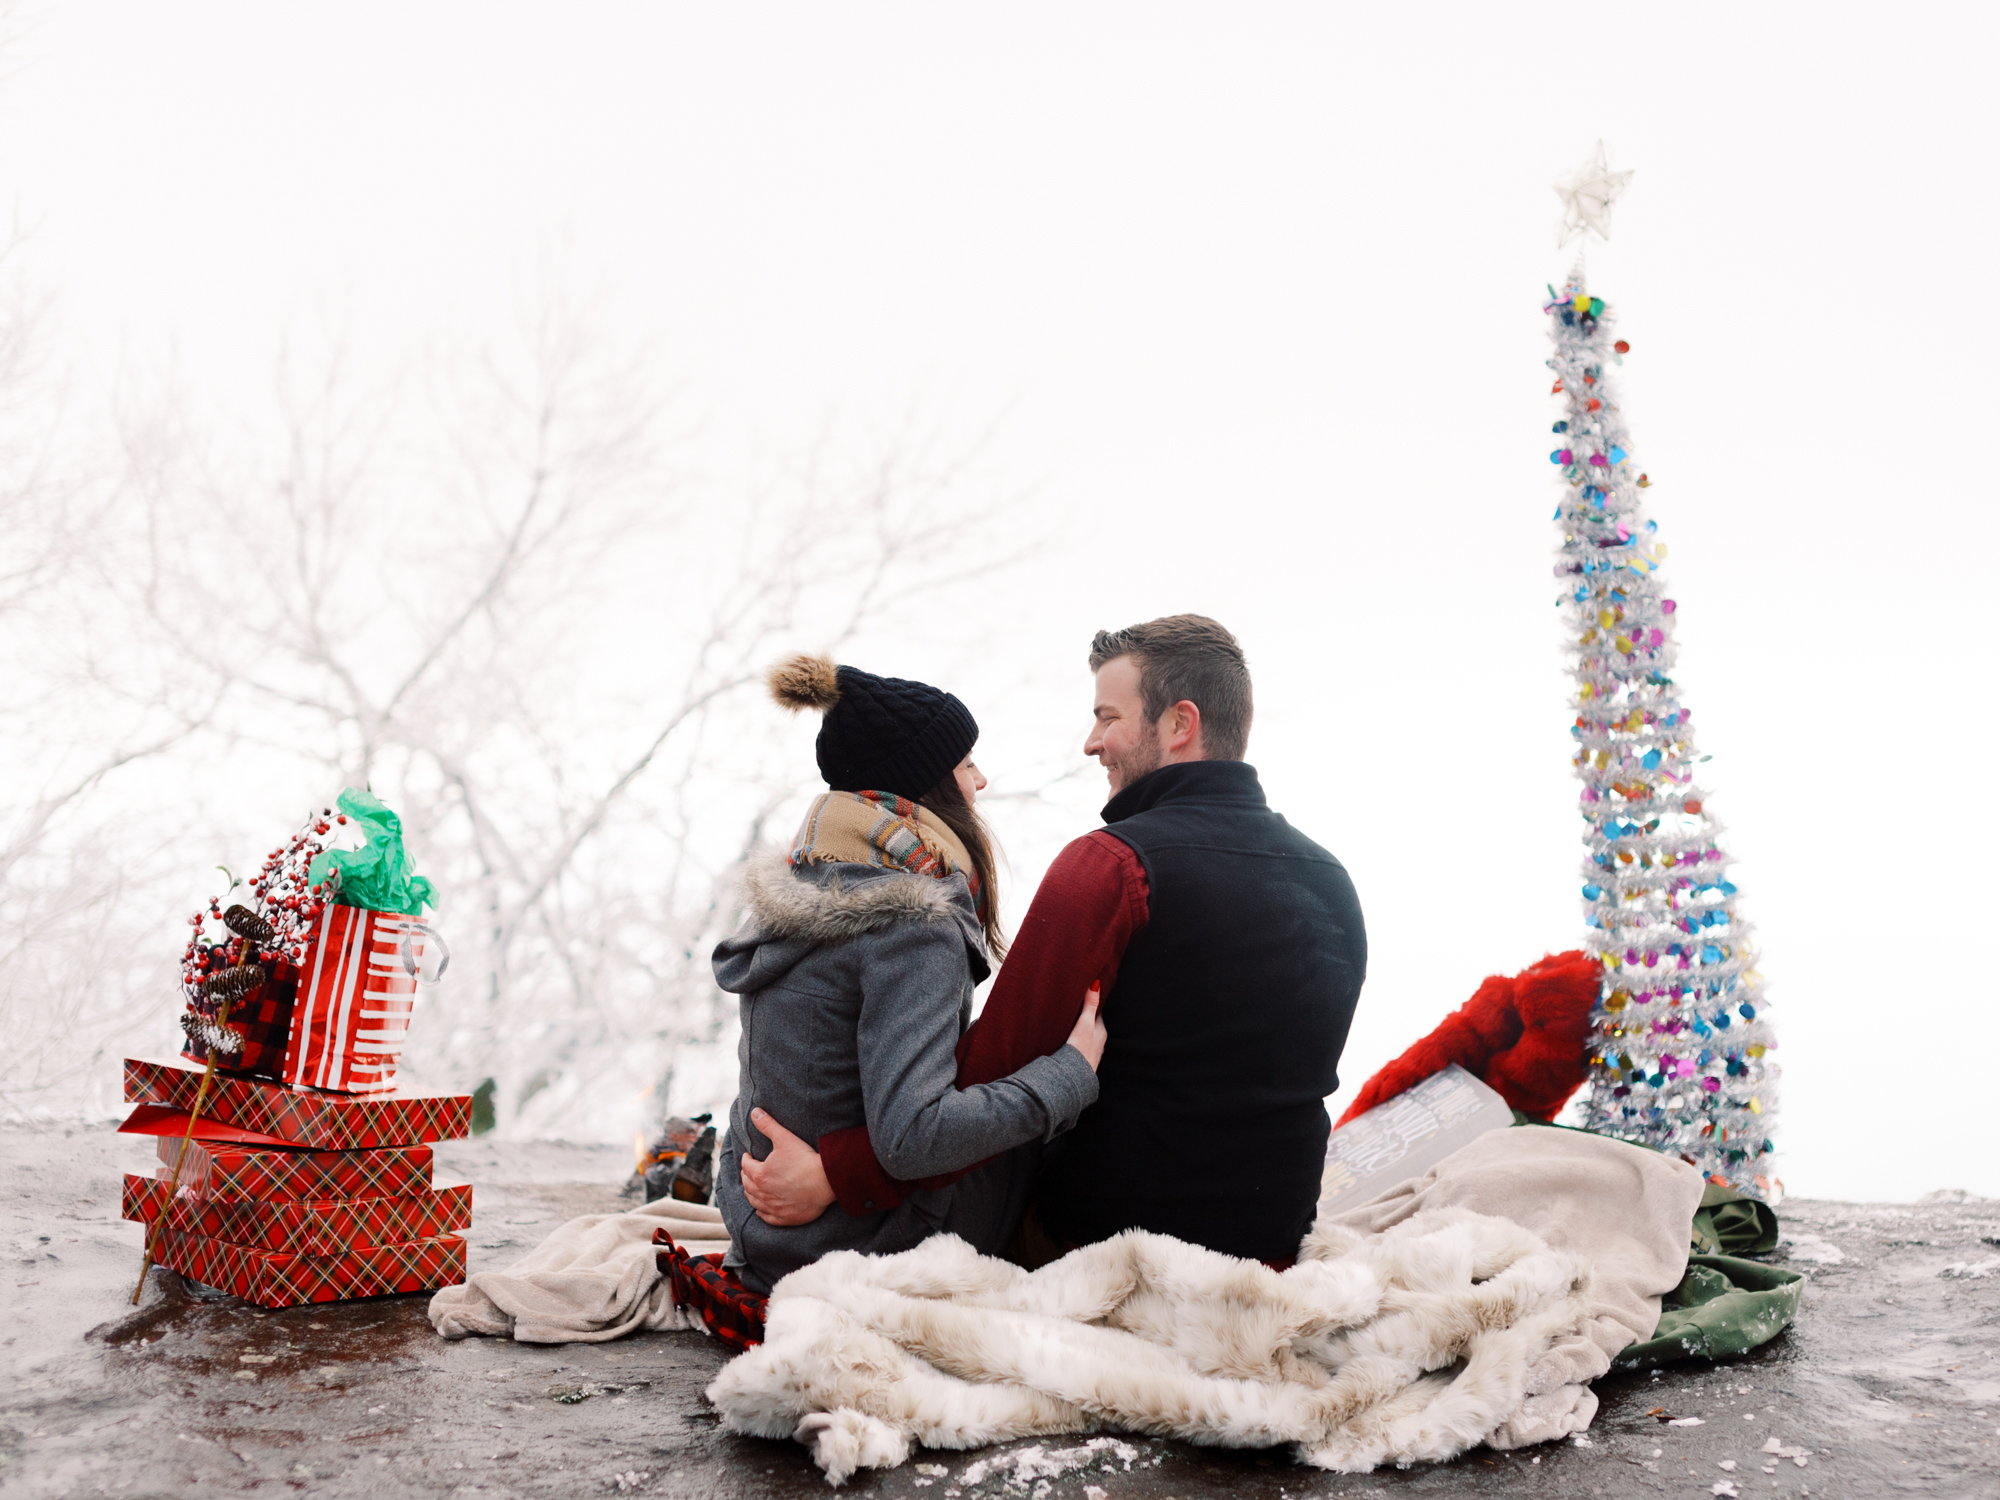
[120,1059,472,1307]
[121,789,474,1308]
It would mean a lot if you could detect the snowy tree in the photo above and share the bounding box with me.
[1545,275,1780,1200]
[0,298,1029,1137]
[0,235,222,1121]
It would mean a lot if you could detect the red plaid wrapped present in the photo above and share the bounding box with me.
[180,959,301,1077]
[124,1175,471,1255]
[121,1103,296,1150]
[284,906,426,1094]
[124,1058,470,1149]
[654,1228,766,1351]
[152,1135,435,1202]
[151,1224,466,1308]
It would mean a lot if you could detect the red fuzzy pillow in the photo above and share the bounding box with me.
[1334,950,1601,1126]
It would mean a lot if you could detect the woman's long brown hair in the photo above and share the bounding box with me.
[917,771,1006,961]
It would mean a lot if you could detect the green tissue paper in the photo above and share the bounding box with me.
[307,788,436,914]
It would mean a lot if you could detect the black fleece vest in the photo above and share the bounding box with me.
[1037,760,1366,1263]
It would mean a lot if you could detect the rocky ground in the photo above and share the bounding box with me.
[2,1122,1996,1499]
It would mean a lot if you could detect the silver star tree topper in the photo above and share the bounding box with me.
[1554,141,1635,246]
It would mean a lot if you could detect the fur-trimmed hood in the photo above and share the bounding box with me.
[713,848,989,997]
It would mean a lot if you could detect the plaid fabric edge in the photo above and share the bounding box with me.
[653,1227,765,1352]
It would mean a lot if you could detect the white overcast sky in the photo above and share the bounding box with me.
[3,4,1994,1197]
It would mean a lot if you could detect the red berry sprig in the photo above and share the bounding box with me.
[245,808,348,961]
[179,806,353,1036]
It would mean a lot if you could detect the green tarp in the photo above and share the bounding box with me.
[1691,1180,1779,1257]
[1616,1254,1804,1370]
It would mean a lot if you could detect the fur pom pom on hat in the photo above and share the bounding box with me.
[765,653,977,803]
[768,654,842,712]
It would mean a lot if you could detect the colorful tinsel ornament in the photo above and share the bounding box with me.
[1544,275,1781,1202]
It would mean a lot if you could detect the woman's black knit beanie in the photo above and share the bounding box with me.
[766,654,978,802]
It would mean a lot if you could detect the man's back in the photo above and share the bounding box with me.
[1036,759,1366,1262]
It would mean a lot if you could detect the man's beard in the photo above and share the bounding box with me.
[1106,720,1163,794]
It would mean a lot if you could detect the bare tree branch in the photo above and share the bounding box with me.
[3,292,1034,1138]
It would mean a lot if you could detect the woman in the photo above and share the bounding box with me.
[713,654,1105,1296]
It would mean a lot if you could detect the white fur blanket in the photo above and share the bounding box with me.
[706,1127,1701,1483]
[429,1196,730,1343]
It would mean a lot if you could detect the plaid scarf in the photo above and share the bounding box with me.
[789,789,985,923]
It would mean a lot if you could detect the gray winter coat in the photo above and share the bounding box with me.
[713,851,1099,1294]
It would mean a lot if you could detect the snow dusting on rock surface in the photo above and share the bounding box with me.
[1939,1255,2000,1279]
[1763,1436,1812,1465]
[958,1438,1141,1487]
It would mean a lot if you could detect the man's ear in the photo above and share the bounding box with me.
[1160,699,1204,757]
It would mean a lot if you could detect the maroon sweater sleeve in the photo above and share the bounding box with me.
[818,831,1149,1217]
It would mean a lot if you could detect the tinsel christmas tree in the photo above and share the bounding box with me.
[1544,276,1781,1201]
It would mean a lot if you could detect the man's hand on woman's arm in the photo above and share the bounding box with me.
[739,1108,836,1226]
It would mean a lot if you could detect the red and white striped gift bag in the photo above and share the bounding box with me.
[283,907,424,1094]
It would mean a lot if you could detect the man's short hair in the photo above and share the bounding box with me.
[1088,614,1253,760]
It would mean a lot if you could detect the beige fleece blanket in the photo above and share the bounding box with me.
[707,1126,1701,1483]
[1317,1125,1703,1448]
[428,1196,729,1343]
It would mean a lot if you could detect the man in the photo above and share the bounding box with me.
[741,614,1367,1265]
